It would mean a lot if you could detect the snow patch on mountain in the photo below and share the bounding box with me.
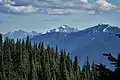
[103,27,109,32]
[45,25,79,34]
[85,24,120,34]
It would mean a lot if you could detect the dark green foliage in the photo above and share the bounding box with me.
[60,49,69,80]
[0,34,2,46]
[82,56,90,80]
[95,64,112,80]
[0,36,80,80]
[66,53,73,80]
[0,34,7,80]
[0,35,120,80]
[103,53,120,80]
[73,56,80,80]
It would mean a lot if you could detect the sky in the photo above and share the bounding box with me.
[0,0,120,33]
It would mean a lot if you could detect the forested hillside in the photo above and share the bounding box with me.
[0,34,120,80]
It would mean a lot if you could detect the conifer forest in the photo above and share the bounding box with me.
[0,34,120,80]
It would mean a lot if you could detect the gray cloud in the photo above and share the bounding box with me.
[0,0,120,14]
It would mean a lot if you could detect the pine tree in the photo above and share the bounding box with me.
[21,39,28,80]
[36,42,43,80]
[66,53,74,80]
[44,49,51,80]
[91,62,98,80]
[103,53,120,80]
[55,46,61,80]
[49,47,56,80]
[28,43,38,80]
[0,34,7,80]
[60,49,69,80]
[26,36,30,50]
[73,56,81,80]
[82,56,90,80]
[3,37,13,80]
[0,34,2,46]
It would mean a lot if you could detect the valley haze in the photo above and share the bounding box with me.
[2,24,120,70]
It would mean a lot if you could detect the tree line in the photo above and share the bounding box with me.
[0,34,120,80]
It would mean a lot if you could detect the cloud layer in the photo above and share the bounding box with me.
[0,0,120,14]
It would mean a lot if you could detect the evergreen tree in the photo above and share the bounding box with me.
[103,53,120,80]
[44,49,51,80]
[60,49,69,80]
[91,62,98,80]
[26,36,30,50]
[0,34,7,80]
[3,37,13,80]
[0,34,2,46]
[73,56,81,80]
[55,46,61,80]
[28,43,38,80]
[49,47,56,80]
[66,53,74,80]
[82,56,90,80]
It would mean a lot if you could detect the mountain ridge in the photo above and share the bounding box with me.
[2,25,80,40]
[1,24,120,69]
[2,30,40,40]
[30,24,120,69]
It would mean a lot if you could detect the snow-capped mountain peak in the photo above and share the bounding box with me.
[60,25,67,28]
[45,25,79,34]
[98,24,120,33]
[59,25,70,29]
[3,30,40,40]
[85,24,120,34]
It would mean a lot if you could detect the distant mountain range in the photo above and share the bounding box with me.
[2,25,79,40]
[1,24,120,69]
[2,30,40,40]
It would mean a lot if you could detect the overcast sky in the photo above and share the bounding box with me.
[0,0,120,33]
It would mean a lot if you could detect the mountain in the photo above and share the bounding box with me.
[30,24,120,69]
[3,30,40,40]
[44,25,79,34]
[2,25,78,40]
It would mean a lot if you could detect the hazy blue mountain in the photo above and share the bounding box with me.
[31,24,120,69]
[3,30,40,40]
[2,25,79,40]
